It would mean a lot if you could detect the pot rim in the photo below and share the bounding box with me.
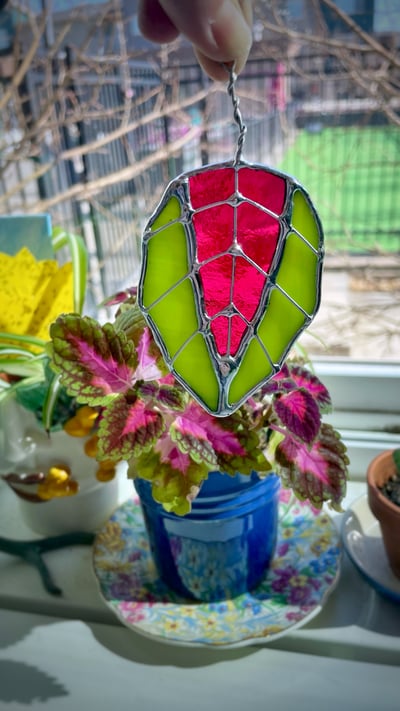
[367,449,400,516]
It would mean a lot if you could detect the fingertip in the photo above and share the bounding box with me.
[194,50,226,82]
[194,47,249,83]
[138,0,180,44]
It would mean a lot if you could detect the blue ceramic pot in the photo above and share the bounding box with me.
[134,471,281,602]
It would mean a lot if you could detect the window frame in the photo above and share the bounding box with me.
[314,358,400,480]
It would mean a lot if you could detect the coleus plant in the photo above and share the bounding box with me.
[49,289,349,515]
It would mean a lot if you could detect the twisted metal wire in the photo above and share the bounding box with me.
[225,64,247,165]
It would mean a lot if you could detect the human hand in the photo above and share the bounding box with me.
[138,0,253,81]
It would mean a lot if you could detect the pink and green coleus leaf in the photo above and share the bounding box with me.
[101,286,138,307]
[127,450,209,515]
[215,410,272,475]
[285,365,331,412]
[157,384,187,410]
[169,417,218,470]
[272,388,321,444]
[273,423,349,511]
[169,401,247,470]
[155,434,193,474]
[216,433,272,476]
[97,394,165,461]
[137,381,187,411]
[263,363,331,413]
[113,303,169,376]
[135,327,163,382]
[50,315,137,405]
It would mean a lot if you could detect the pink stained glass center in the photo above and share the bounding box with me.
[238,166,286,214]
[210,314,248,357]
[193,204,233,262]
[236,202,280,271]
[189,167,286,359]
[233,257,267,321]
[199,257,266,356]
[189,167,235,210]
[199,256,233,319]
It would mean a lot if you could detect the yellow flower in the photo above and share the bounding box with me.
[205,617,217,628]
[76,406,98,428]
[64,407,98,438]
[37,464,79,500]
[289,574,308,588]
[63,417,89,437]
[311,534,332,555]
[260,625,283,637]
[164,618,181,632]
[96,521,125,552]
[84,434,99,457]
[96,461,116,482]
[282,527,295,539]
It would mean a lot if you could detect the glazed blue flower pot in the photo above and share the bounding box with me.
[134,471,280,602]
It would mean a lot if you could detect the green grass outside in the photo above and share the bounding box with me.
[279,125,400,253]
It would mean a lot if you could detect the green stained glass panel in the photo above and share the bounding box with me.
[275,232,319,314]
[142,211,188,307]
[228,338,273,407]
[291,189,320,249]
[148,279,198,359]
[257,288,306,364]
[151,195,181,230]
[174,334,220,412]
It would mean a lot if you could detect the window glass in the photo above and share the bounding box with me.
[2,1,398,384]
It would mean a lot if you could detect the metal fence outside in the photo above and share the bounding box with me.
[1,53,399,308]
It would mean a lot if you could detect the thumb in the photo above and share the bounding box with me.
[140,0,253,81]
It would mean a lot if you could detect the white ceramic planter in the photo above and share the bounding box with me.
[17,473,121,536]
[0,399,122,536]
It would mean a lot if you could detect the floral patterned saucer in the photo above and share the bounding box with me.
[93,491,341,648]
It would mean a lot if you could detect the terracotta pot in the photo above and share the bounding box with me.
[367,450,400,579]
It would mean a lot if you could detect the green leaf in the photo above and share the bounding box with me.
[113,301,148,341]
[128,450,209,515]
[52,227,88,314]
[0,332,47,349]
[0,346,38,359]
[0,357,44,379]
[42,372,63,432]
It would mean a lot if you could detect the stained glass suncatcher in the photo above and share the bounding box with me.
[138,69,324,416]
